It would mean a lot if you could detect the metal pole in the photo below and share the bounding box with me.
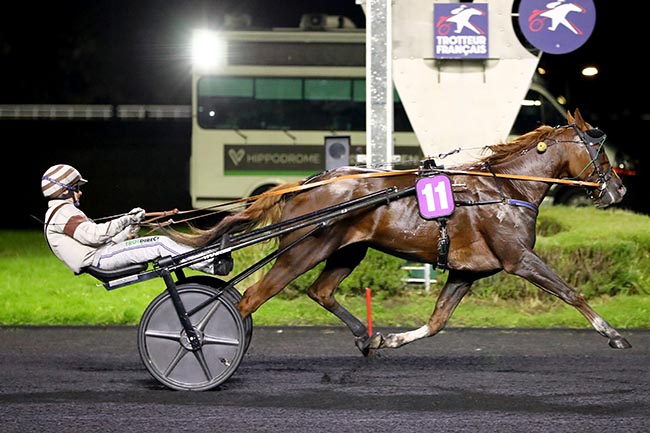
[366,0,394,168]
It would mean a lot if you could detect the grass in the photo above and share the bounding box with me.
[250,292,650,329]
[1,205,649,328]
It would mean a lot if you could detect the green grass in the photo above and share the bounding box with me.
[1,205,649,328]
[249,292,650,329]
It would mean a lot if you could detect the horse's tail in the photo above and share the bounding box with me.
[160,180,303,248]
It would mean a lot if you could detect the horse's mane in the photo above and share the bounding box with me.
[472,125,555,167]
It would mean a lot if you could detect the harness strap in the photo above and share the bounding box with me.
[506,199,539,215]
[485,162,507,201]
[43,202,68,253]
[436,217,450,269]
[455,198,538,214]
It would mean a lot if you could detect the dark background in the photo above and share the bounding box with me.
[2,0,648,228]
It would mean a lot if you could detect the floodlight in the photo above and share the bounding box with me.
[191,29,226,71]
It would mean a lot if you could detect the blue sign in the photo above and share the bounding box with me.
[434,3,488,59]
[416,175,455,219]
[518,0,596,54]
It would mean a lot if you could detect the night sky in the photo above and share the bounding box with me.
[2,1,645,113]
[2,1,646,115]
[1,0,366,105]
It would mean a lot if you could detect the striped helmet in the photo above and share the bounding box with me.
[41,164,88,198]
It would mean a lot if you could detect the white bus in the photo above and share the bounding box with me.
[188,22,582,209]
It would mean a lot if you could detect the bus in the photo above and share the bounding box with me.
[189,20,634,209]
[190,25,424,209]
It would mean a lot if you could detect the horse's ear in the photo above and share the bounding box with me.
[572,108,588,129]
[567,110,575,124]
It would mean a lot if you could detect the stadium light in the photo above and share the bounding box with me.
[191,29,226,71]
[581,66,599,77]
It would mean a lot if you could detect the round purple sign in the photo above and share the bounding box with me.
[518,0,596,54]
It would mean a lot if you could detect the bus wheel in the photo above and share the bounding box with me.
[251,184,277,198]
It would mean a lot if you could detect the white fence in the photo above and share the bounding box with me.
[401,262,436,291]
[0,104,191,120]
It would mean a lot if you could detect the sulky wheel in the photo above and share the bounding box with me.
[137,283,246,391]
[178,275,253,353]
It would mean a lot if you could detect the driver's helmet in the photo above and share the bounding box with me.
[41,164,88,198]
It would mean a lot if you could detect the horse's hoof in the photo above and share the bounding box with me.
[609,336,632,349]
[355,336,371,356]
[355,333,384,357]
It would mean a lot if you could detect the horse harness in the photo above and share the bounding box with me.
[416,124,609,269]
[535,123,612,198]
[571,124,613,199]
[416,158,541,269]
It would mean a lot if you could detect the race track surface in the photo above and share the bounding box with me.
[1,326,649,433]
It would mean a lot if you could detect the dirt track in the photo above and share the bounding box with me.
[1,326,649,433]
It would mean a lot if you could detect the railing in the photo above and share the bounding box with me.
[402,262,436,292]
[0,104,191,120]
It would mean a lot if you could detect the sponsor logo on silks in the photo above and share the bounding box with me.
[125,236,159,246]
[434,3,488,59]
[518,0,596,54]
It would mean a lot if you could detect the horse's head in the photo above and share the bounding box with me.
[554,109,626,208]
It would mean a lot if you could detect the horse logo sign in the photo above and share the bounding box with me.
[434,3,488,59]
[518,0,596,54]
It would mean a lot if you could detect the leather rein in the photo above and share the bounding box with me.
[142,167,600,228]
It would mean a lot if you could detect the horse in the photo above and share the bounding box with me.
[166,109,630,353]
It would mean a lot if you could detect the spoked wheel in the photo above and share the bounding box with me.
[179,275,253,353]
[137,283,246,391]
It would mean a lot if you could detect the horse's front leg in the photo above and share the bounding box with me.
[373,270,474,349]
[505,249,631,349]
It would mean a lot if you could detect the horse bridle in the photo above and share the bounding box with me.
[565,123,613,198]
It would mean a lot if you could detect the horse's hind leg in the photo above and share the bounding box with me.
[375,270,475,349]
[506,249,631,349]
[236,237,335,319]
[305,244,377,355]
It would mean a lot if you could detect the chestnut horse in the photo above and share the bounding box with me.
[168,109,630,353]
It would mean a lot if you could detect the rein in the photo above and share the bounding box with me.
[439,169,599,187]
[143,168,600,228]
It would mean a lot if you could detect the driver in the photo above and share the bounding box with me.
[41,164,217,275]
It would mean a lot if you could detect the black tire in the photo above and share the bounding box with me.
[137,283,246,391]
[179,275,253,353]
[250,184,277,197]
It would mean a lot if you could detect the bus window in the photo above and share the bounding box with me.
[197,75,413,132]
[255,78,302,100]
